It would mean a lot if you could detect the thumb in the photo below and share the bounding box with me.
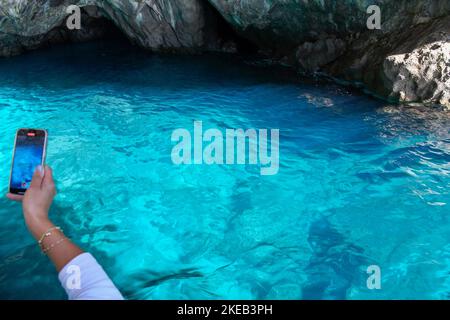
[29,165,45,189]
[42,166,56,193]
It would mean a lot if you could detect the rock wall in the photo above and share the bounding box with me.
[0,0,220,56]
[208,0,450,106]
[327,15,450,106]
[0,0,449,106]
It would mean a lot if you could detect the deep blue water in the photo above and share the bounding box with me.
[0,41,449,299]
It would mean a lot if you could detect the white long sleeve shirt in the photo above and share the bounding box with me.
[58,253,124,300]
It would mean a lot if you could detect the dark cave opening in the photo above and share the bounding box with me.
[74,1,260,56]
[203,1,260,55]
[35,2,260,57]
[37,6,127,53]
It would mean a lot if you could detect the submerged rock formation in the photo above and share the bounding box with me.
[0,0,449,106]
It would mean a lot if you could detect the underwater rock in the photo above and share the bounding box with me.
[303,217,366,299]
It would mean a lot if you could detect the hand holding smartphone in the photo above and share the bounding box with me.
[9,129,48,195]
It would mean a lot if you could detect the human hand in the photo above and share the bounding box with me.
[7,165,57,238]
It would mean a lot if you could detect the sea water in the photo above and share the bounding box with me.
[0,40,449,299]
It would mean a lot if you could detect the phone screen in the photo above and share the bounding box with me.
[9,129,47,195]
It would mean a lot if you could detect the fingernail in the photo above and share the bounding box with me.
[37,165,44,177]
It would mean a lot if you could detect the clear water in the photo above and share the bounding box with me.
[0,40,449,300]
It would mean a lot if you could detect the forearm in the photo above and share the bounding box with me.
[12,165,123,299]
[25,215,83,272]
[25,213,123,300]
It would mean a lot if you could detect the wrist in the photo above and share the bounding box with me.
[24,215,54,240]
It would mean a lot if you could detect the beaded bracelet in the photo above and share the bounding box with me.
[38,226,62,251]
[42,237,67,254]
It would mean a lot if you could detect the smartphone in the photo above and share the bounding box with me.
[9,129,48,195]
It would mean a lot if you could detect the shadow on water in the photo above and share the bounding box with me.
[0,37,345,95]
[121,268,204,299]
[302,217,369,299]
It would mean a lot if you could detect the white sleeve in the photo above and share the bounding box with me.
[58,252,124,300]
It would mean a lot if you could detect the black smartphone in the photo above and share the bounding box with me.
[9,129,48,195]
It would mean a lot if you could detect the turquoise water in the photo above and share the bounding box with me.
[0,41,449,300]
